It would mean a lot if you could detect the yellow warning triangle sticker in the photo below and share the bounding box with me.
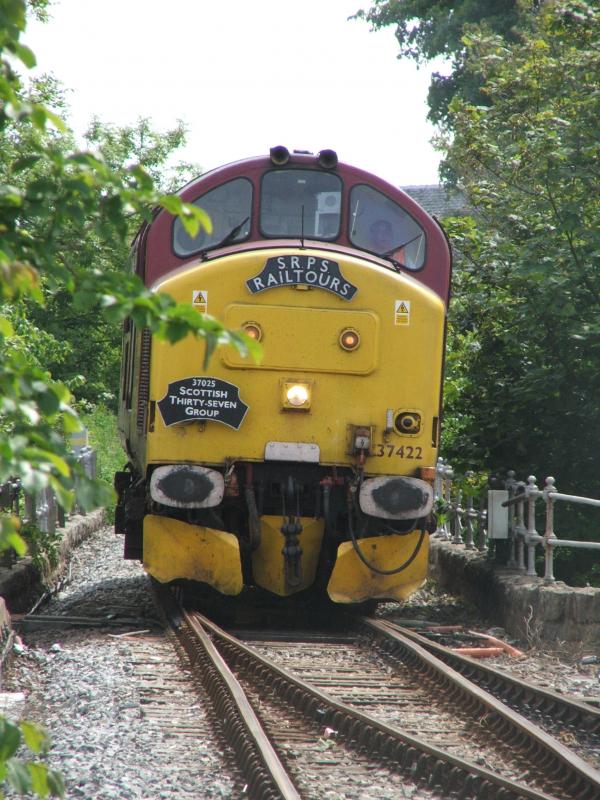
[193,290,207,305]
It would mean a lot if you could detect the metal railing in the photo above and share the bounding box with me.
[433,459,489,552]
[0,446,97,541]
[434,458,600,583]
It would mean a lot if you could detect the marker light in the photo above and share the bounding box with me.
[418,466,437,483]
[282,381,312,410]
[395,412,421,435]
[242,321,263,341]
[339,328,361,351]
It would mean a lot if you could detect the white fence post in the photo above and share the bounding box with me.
[463,472,476,550]
[434,457,445,537]
[542,476,558,582]
[441,464,453,541]
[505,470,518,567]
[525,476,541,577]
[477,497,488,552]
[513,482,526,571]
[452,488,464,545]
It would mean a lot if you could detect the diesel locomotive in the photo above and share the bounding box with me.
[115,147,451,604]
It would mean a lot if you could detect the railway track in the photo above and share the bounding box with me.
[153,584,600,800]
[375,619,600,745]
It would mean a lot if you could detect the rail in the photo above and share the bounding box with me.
[433,459,600,585]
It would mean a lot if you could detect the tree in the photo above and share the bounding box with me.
[353,0,537,124]
[438,0,600,583]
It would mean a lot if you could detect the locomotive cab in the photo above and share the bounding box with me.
[115,147,451,604]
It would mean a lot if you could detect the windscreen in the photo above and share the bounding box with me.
[173,178,252,257]
[260,169,342,240]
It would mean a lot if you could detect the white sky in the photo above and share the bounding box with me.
[25,0,444,187]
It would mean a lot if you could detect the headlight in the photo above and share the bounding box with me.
[282,381,312,410]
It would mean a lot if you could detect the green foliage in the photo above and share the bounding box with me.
[19,112,205,410]
[441,1,600,475]
[0,717,64,798]
[0,0,259,558]
[85,116,201,193]
[79,405,124,485]
[437,2,600,585]
[0,4,259,792]
[19,520,62,578]
[358,0,600,583]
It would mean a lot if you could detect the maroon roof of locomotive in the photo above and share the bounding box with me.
[135,152,452,304]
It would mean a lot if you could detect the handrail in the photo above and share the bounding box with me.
[546,491,600,509]
[434,461,600,585]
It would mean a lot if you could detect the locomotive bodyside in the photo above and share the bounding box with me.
[116,150,450,603]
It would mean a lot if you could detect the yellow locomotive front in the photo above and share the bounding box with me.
[116,149,451,604]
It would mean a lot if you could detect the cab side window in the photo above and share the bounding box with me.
[349,185,426,269]
[173,178,253,257]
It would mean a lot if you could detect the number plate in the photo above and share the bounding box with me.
[372,443,423,459]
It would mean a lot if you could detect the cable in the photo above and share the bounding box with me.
[347,488,426,576]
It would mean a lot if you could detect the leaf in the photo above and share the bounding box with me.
[0,317,14,338]
[158,195,183,215]
[182,204,212,236]
[33,390,60,417]
[60,406,82,435]
[74,475,114,512]
[12,42,37,69]
[42,452,71,479]
[158,196,212,236]
[28,762,50,798]
[5,759,32,794]
[5,532,27,558]
[48,478,74,514]
[29,107,48,131]
[46,768,65,798]
[235,331,263,364]
[0,719,21,760]
[12,155,41,173]
[0,185,23,207]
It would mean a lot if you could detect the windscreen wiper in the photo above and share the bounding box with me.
[381,232,423,260]
[201,216,249,258]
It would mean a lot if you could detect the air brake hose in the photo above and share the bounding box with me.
[347,485,426,576]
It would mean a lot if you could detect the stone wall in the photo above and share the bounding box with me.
[429,539,600,646]
[0,509,106,615]
[0,509,106,672]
